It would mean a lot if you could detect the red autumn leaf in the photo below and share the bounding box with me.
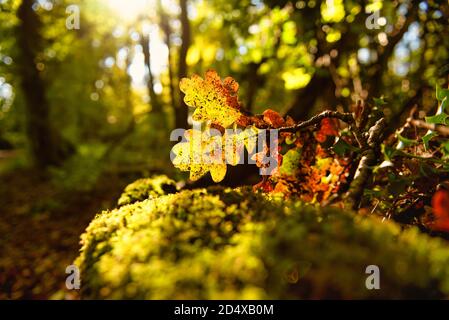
[263,109,285,128]
[223,76,239,97]
[431,189,449,232]
[285,115,296,126]
[315,118,339,143]
[253,179,274,192]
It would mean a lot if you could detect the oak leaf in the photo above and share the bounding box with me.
[172,129,227,182]
[263,109,285,128]
[179,70,241,127]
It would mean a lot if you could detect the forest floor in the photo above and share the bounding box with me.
[0,167,131,299]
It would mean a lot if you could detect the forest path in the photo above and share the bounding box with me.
[0,169,129,299]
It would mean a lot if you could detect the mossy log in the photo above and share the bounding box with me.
[76,179,449,299]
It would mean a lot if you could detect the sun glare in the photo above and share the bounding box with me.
[106,0,153,21]
[103,0,173,92]
[103,0,169,88]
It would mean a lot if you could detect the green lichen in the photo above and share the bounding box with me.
[76,186,449,299]
[117,175,178,206]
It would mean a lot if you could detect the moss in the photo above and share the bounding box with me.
[117,175,178,206]
[76,186,449,299]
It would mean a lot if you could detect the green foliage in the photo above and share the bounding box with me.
[425,113,449,125]
[372,97,387,107]
[421,93,449,149]
[422,131,438,150]
[117,175,178,206]
[279,149,301,176]
[436,86,449,102]
[331,137,359,156]
[76,184,449,299]
[49,145,106,192]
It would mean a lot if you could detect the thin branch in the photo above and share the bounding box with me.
[409,119,449,136]
[278,110,354,133]
[367,118,387,147]
[241,106,387,210]
[346,118,386,209]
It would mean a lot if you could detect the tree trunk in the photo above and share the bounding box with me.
[157,0,176,116]
[176,0,191,129]
[286,74,335,121]
[16,0,73,168]
[140,32,162,113]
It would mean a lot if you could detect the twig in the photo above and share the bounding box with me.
[248,107,387,210]
[356,100,370,131]
[346,118,387,209]
[409,119,449,136]
[278,110,355,133]
[276,108,387,210]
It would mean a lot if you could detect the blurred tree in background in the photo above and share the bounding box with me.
[0,0,448,179]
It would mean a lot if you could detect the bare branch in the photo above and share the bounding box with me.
[278,110,354,133]
[346,118,387,209]
[409,119,449,136]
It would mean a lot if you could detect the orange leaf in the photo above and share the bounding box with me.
[263,109,285,128]
[431,190,449,232]
[315,118,339,143]
[253,179,274,192]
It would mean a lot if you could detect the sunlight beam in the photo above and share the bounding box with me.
[106,0,153,21]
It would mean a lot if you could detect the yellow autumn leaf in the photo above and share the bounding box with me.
[210,164,227,182]
[179,70,241,127]
[224,131,245,166]
[172,129,228,182]
[237,126,259,154]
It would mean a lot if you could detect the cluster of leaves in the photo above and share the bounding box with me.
[365,86,449,232]
[174,71,247,182]
[172,70,355,202]
[256,120,352,204]
[173,70,449,233]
